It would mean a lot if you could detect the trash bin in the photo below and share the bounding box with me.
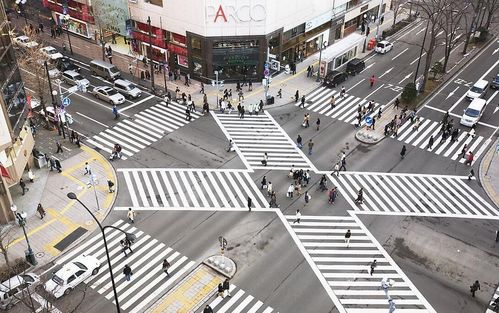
[266,96,274,105]
[34,154,47,169]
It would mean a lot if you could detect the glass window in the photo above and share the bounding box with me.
[191,37,201,51]
[213,39,259,49]
[149,0,163,7]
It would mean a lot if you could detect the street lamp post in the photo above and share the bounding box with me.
[44,61,55,110]
[62,14,73,55]
[316,36,327,82]
[67,192,125,313]
[375,0,384,39]
[10,205,37,266]
[413,18,430,90]
[214,70,219,106]
[147,16,155,94]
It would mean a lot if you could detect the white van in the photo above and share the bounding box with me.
[0,273,40,310]
[114,79,141,99]
[90,59,121,81]
[466,79,488,100]
[460,98,487,126]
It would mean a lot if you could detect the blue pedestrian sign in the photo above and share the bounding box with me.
[264,63,269,70]
[364,116,373,126]
[62,97,71,107]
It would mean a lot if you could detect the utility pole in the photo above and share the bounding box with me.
[147,16,155,94]
[264,47,270,104]
[316,35,326,82]
[414,18,430,90]
[375,0,384,39]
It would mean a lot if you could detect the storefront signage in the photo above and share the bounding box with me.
[305,11,333,32]
[206,1,266,23]
[213,47,259,66]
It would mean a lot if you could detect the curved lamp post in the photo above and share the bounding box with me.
[10,204,37,266]
[67,192,135,313]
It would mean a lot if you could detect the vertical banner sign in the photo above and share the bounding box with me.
[320,60,328,77]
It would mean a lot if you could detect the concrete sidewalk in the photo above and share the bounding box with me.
[479,138,499,209]
[3,126,117,269]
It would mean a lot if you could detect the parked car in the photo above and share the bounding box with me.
[40,46,63,61]
[56,57,80,73]
[44,254,100,298]
[375,40,394,54]
[13,35,38,49]
[460,98,487,127]
[465,79,488,100]
[40,106,74,124]
[113,79,141,99]
[345,58,365,76]
[0,273,40,310]
[62,70,90,88]
[92,86,125,105]
[490,74,499,89]
[324,70,348,88]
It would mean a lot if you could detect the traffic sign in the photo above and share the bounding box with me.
[62,97,71,107]
[264,69,270,77]
[218,236,227,249]
[264,63,269,70]
[364,116,373,126]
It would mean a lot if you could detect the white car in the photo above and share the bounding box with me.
[44,254,100,298]
[40,46,63,60]
[92,86,125,105]
[13,35,38,49]
[375,40,393,54]
[40,106,74,124]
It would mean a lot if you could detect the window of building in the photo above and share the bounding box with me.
[333,4,347,17]
[213,39,259,49]
[283,24,305,42]
[149,0,163,7]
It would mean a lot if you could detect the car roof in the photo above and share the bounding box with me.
[96,86,113,91]
[348,58,363,65]
[115,79,133,85]
[468,98,486,109]
[54,255,96,280]
[379,40,390,44]
[16,35,29,40]
[0,274,37,292]
[473,79,488,86]
[42,46,56,50]
[63,70,79,75]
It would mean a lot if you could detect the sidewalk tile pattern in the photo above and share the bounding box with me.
[286,215,434,313]
[54,220,195,313]
[86,101,201,159]
[328,172,499,217]
[212,111,315,170]
[118,169,269,209]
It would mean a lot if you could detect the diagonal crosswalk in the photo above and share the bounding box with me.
[200,284,278,313]
[118,168,268,209]
[327,172,499,217]
[286,215,436,313]
[301,87,383,126]
[486,284,499,313]
[392,117,491,165]
[55,220,195,313]
[86,101,202,159]
[212,111,316,170]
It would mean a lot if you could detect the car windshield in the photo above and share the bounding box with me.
[376,43,385,48]
[46,49,56,54]
[21,275,34,283]
[110,67,120,74]
[51,275,64,286]
[465,108,480,117]
[73,262,88,270]
[494,75,499,82]
[74,75,84,81]
[470,86,483,93]
[108,90,118,96]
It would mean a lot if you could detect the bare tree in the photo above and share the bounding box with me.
[0,225,15,268]
[462,0,483,54]
[391,0,407,27]
[438,2,467,72]
[484,0,499,29]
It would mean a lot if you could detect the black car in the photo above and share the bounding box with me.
[345,58,365,76]
[56,57,80,73]
[324,70,348,88]
[491,74,499,89]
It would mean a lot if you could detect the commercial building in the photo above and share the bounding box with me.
[128,0,389,82]
[0,0,33,224]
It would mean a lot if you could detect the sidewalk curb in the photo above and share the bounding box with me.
[478,138,499,208]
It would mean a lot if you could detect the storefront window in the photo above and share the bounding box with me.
[191,57,203,76]
[177,55,188,68]
[213,39,259,49]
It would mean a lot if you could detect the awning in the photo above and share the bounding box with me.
[316,32,365,62]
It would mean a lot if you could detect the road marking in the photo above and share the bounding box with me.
[398,72,413,84]
[346,79,364,91]
[360,63,375,73]
[120,95,155,112]
[365,84,384,99]
[391,48,408,60]
[378,68,393,79]
[410,52,426,65]
[415,27,427,36]
[76,112,109,128]
[445,86,459,100]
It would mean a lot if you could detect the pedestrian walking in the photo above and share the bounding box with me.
[84,162,91,175]
[468,168,475,180]
[369,75,376,88]
[203,305,213,313]
[123,264,133,281]
[300,95,306,108]
[217,283,225,298]
[308,139,314,155]
[332,162,340,176]
[427,136,434,149]
[388,299,396,313]
[355,188,364,204]
[394,97,400,109]
[113,105,119,119]
[248,80,253,91]
[19,178,28,195]
[328,187,337,204]
[54,159,62,173]
[277,89,282,98]
[470,280,481,297]
[267,181,273,196]
[296,134,303,148]
[127,208,136,223]
[460,144,468,159]
[465,151,474,165]
[262,152,268,166]
[162,259,170,276]
[200,82,204,94]
[107,179,115,193]
[304,191,312,204]
[120,239,133,257]
[293,209,301,224]
[344,229,351,247]
[330,95,336,109]
[287,184,294,198]
[128,63,133,76]
[340,86,346,98]
[340,156,347,171]
[261,176,267,190]
[56,141,63,153]
[369,259,377,275]
[295,90,299,102]
[223,278,231,297]
[247,196,252,212]
[400,145,406,159]
[381,277,391,298]
[37,203,46,219]
[316,118,321,131]
[306,65,312,77]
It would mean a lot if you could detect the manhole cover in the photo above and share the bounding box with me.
[85,220,94,226]
[35,252,45,258]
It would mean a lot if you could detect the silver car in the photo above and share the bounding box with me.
[92,86,125,105]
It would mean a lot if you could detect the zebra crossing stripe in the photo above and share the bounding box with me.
[206,284,276,313]
[486,285,499,313]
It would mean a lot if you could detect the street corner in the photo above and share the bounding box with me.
[146,264,224,313]
[479,140,499,207]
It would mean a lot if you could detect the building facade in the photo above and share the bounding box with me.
[0,0,33,224]
[128,0,388,82]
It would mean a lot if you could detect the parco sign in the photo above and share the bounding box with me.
[206,3,266,23]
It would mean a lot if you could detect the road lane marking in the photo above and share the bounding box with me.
[398,72,413,84]
[410,52,426,65]
[120,94,155,112]
[392,47,408,60]
[76,112,109,128]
